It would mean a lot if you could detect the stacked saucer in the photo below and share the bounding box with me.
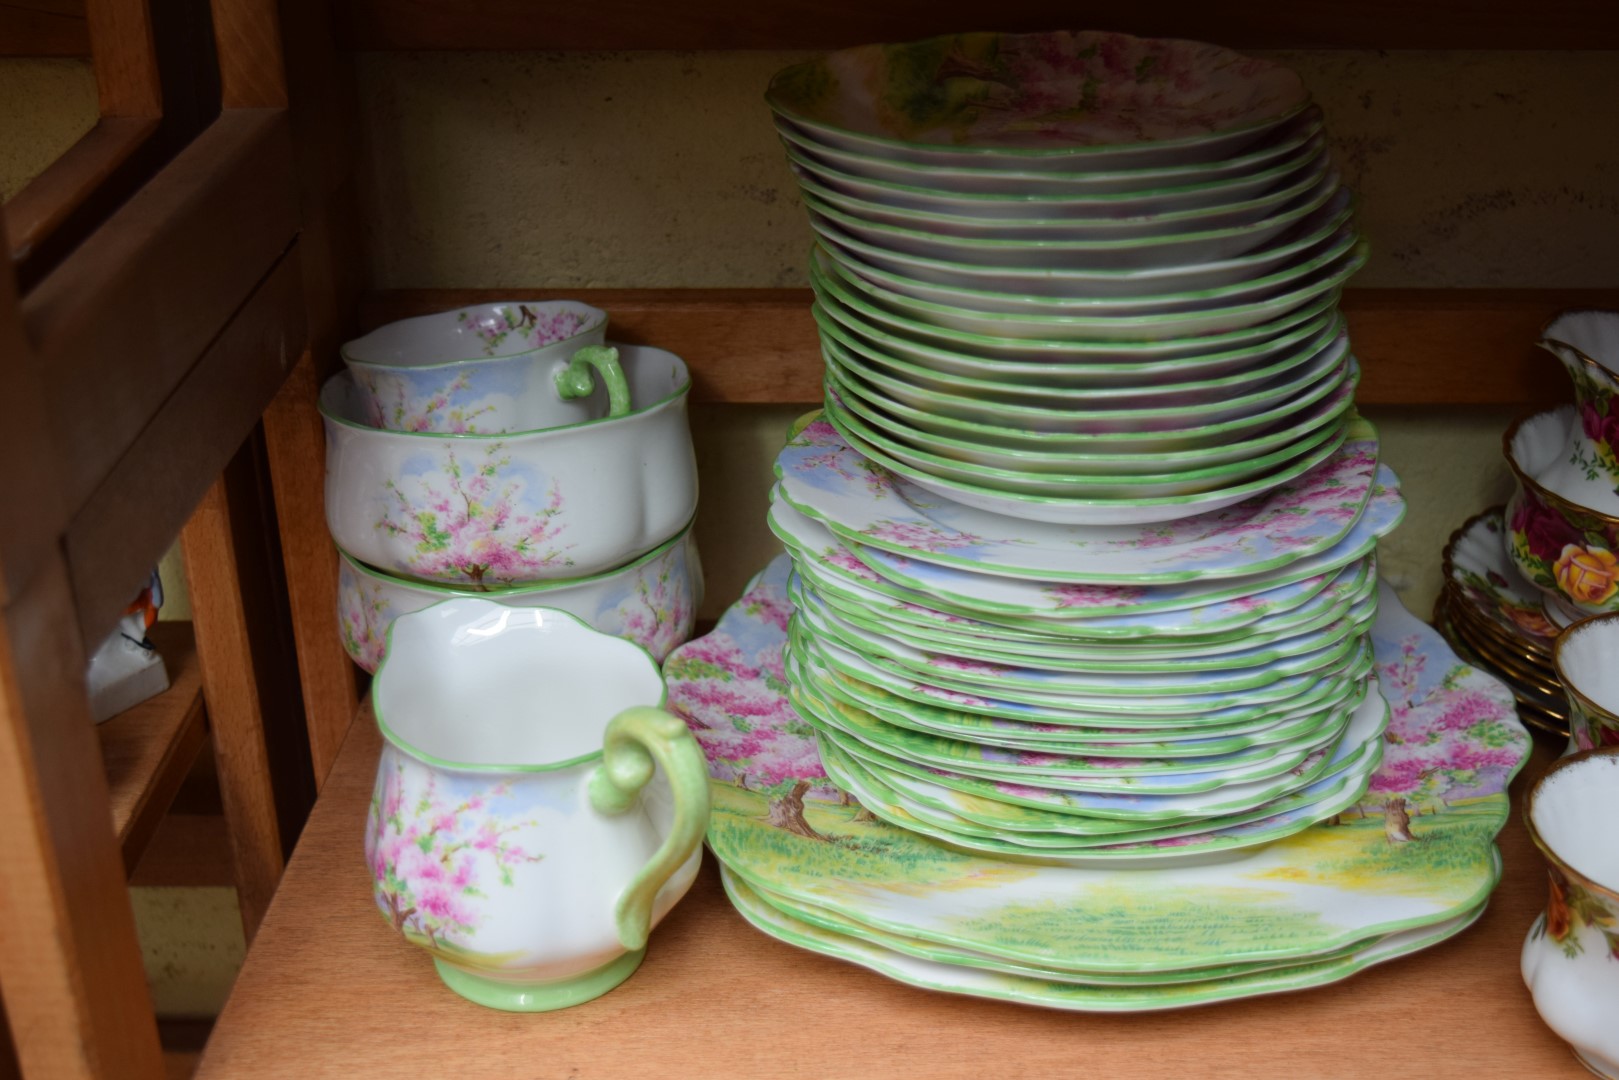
[1434,509,1567,736]
[769,29,1365,526]
[767,416,1400,866]
[668,555,1530,1010]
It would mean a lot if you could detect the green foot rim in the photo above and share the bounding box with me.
[433,949,645,1012]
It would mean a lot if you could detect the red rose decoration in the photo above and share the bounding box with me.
[1580,400,1605,443]
[1517,488,1585,563]
[1600,409,1619,457]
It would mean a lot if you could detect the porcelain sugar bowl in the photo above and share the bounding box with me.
[365,598,710,1011]
[323,342,698,586]
[342,300,617,434]
[1522,748,1619,1078]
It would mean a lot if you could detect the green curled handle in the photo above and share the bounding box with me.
[586,706,711,952]
[554,345,632,417]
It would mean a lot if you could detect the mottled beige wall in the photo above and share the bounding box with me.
[357,51,1619,290]
[355,50,1619,618]
[0,59,97,201]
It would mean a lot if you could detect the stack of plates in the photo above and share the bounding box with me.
[1434,508,1569,736]
[667,553,1530,1011]
[769,30,1367,526]
[766,417,1401,866]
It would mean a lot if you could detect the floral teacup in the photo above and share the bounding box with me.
[1522,748,1619,1079]
[366,598,710,1011]
[343,300,626,434]
[1554,614,1619,752]
[1539,310,1619,512]
[1505,408,1619,616]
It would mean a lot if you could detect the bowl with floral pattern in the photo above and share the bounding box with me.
[1552,614,1619,752]
[342,300,619,435]
[803,169,1339,272]
[337,521,702,673]
[1535,310,1619,515]
[322,342,697,587]
[1505,407,1619,616]
[1521,748,1619,1079]
[765,30,1308,169]
[790,150,1332,242]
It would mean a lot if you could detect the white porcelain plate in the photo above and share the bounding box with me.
[666,557,1528,978]
[774,418,1395,585]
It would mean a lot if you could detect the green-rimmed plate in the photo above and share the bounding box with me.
[809,241,1342,362]
[771,104,1325,198]
[765,31,1309,166]
[810,658,1367,756]
[797,555,1374,669]
[791,149,1333,241]
[814,725,1383,865]
[669,557,1527,977]
[819,311,1351,428]
[721,865,1490,1010]
[780,124,1327,223]
[824,377,1349,497]
[773,419,1395,587]
[813,235,1367,341]
[811,300,1344,405]
[825,384,1350,526]
[791,576,1376,697]
[788,645,1360,789]
[816,220,1357,317]
[770,498,1369,633]
[802,171,1339,270]
[813,187,1354,299]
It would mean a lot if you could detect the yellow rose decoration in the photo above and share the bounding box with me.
[1555,544,1619,604]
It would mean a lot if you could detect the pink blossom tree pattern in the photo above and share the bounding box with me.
[339,576,390,673]
[861,519,987,554]
[1363,638,1525,825]
[616,554,697,663]
[376,442,573,589]
[458,305,588,355]
[665,626,835,840]
[358,369,497,434]
[366,761,542,950]
[1046,582,1148,609]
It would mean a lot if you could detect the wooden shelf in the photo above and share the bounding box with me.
[360,287,1619,409]
[97,620,208,876]
[335,0,1619,51]
[199,703,1581,1078]
[0,0,87,57]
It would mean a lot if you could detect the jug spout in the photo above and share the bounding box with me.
[1540,309,1619,393]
